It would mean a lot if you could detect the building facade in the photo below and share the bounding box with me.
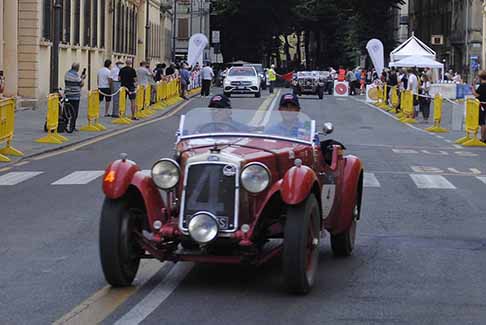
[392,0,409,44]
[0,0,173,106]
[174,0,210,62]
[409,0,483,79]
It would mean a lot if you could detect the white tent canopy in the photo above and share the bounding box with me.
[390,34,436,62]
[389,55,443,69]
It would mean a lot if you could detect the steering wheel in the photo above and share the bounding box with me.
[197,122,240,133]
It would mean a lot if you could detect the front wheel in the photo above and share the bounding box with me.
[224,91,231,98]
[330,190,361,257]
[99,198,143,287]
[283,195,320,294]
[63,103,75,133]
[318,88,324,99]
[255,90,261,98]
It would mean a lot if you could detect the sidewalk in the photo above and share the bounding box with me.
[2,89,199,167]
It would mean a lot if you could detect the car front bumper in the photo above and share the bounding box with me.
[224,85,260,94]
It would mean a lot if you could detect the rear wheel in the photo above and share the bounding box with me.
[330,190,361,257]
[99,198,143,287]
[283,195,320,294]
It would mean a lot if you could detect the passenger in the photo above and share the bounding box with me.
[266,93,308,139]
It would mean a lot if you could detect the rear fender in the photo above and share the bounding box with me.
[330,155,363,234]
[280,165,319,206]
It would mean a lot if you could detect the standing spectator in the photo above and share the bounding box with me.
[388,68,398,104]
[407,68,419,117]
[165,63,175,76]
[360,69,367,95]
[201,62,214,97]
[110,60,123,118]
[471,70,486,142]
[419,74,431,123]
[98,59,112,117]
[354,68,362,95]
[346,68,357,95]
[179,63,191,100]
[64,63,86,131]
[136,61,151,87]
[267,64,278,94]
[119,59,138,120]
[145,61,156,104]
[453,72,463,84]
[154,63,166,82]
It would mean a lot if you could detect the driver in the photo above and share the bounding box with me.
[266,93,308,138]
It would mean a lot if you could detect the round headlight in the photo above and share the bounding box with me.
[241,163,271,193]
[151,159,180,190]
[188,212,219,244]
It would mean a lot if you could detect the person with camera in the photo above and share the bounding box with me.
[64,63,86,131]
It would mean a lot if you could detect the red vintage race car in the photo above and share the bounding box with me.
[99,108,363,294]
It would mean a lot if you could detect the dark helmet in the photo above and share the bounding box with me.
[279,93,300,110]
[208,94,232,109]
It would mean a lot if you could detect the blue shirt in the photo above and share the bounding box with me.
[180,69,191,85]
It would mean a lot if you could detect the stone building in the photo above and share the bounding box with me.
[0,0,173,106]
[408,0,483,79]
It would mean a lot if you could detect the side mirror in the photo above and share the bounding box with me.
[322,122,334,135]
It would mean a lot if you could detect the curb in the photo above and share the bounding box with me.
[2,93,199,168]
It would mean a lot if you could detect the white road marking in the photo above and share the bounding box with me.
[114,262,194,325]
[0,172,44,186]
[410,174,456,189]
[444,139,452,143]
[436,135,445,139]
[364,172,381,187]
[51,171,105,185]
[476,176,486,185]
[261,89,282,126]
[392,149,419,154]
[453,144,463,149]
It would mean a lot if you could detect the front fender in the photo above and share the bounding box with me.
[102,159,140,199]
[331,155,363,234]
[130,171,166,227]
[280,165,319,206]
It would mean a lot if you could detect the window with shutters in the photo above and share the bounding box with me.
[42,0,52,40]
[74,0,80,44]
[178,18,189,39]
[63,0,71,43]
[83,0,91,46]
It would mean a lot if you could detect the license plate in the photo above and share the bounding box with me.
[237,86,245,90]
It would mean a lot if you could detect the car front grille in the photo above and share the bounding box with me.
[231,81,252,86]
[180,163,238,233]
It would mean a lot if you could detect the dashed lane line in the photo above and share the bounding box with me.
[0,171,44,186]
[409,174,456,189]
[476,176,486,185]
[363,172,381,188]
[51,171,105,185]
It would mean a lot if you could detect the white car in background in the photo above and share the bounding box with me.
[223,66,261,98]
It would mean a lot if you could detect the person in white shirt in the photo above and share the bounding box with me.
[110,60,123,117]
[406,68,419,116]
[201,62,215,97]
[453,72,462,84]
[98,59,112,117]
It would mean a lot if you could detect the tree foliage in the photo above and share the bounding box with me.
[211,0,404,69]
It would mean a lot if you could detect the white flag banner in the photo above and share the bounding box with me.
[366,39,384,76]
[187,33,209,67]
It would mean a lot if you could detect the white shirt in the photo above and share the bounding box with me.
[407,73,418,93]
[201,66,214,80]
[98,67,111,88]
[110,65,120,82]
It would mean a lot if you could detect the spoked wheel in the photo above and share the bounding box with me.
[63,103,75,133]
[331,190,361,257]
[283,195,320,294]
[99,198,144,287]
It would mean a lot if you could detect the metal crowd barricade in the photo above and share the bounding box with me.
[144,85,155,115]
[399,90,416,124]
[80,90,106,132]
[112,87,132,125]
[135,85,148,119]
[390,86,399,112]
[425,94,448,133]
[35,94,69,144]
[0,98,23,162]
[455,98,486,147]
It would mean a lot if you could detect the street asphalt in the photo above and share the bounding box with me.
[1,88,486,324]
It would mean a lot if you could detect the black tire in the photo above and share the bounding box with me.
[318,88,324,99]
[99,198,143,287]
[331,190,361,257]
[255,90,261,98]
[224,92,231,97]
[63,103,75,133]
[283,195,320,294]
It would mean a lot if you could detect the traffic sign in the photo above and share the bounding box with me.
[334,81,349,97]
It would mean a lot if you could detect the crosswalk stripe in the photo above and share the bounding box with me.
[51,171,105,185]
[410,174,456,189]
[364,172,381,187]
[476,176,486,185]
[0,172,44,186]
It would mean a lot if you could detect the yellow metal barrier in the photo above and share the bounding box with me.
[135,85,149,119]
[425,94,448,133]
[0,98,23,162]
[377,83,390,111]
[390,86,399,112]
[80,90,106,132]
[455,98,486,146]
[144,85,156,115]
[151,82,165,110]
[35,94,69,145]
[399,90,416,124]
[112,87,132,125]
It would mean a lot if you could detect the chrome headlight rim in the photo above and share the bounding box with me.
[151,158,181,190]
[188,211,219,244]
[240,162,271,194]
